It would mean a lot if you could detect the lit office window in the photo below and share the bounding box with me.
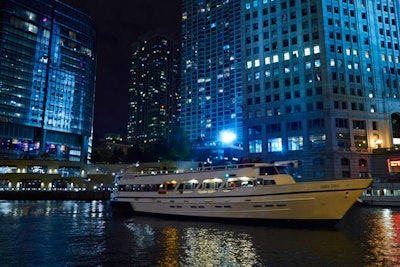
[304,47,311,56]
[249,139,262,153]
[247,61,252,69]
[288,136,303,151]
[313,45,320,54]
[309,134,326,148]
[284,52,290,60]
[267,138,282,152]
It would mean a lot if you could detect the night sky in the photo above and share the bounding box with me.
[63,0,181,138]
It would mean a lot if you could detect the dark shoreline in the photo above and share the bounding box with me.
[0,190,110,200]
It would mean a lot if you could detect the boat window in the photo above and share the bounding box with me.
[158,180,178,194]
[198,178,222,193]
[141,184,159,192]
[118,184,160,192]
[165,181,177,191]
[276,166,288,174]
[259,166,278,175]
[263,179,276,185]
[118,184,132,191]
[176,180,198,193]
[132,184,142,191]
[221,178,251,191]
[241,180,255,187]
[227,180,241,188]
[259,166,288,175]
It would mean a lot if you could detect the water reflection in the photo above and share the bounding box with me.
[1,201,400,266]
[0,200,106,218]
[124,208,400,267]
[181,228,262,267]
[0,200,108,267]
[158,226,180,266]
[125,218,264,267]
[358,208,400,266]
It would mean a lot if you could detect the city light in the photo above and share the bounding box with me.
[220,131,236,144]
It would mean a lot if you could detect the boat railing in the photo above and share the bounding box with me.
[119,163,257,178]
[200,163,256,172]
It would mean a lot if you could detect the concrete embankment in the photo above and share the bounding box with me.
[0,190,110,200]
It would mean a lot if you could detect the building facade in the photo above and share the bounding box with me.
[180,0,244,163]
[0,0,96,163]
[242,0,400,179]
[127,34,180,148]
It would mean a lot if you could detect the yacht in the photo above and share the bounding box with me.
[111,163,372,224]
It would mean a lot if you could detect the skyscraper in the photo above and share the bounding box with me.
[180,0,243,163]
[0,0,96,163]
[127,34,180,148]
[243,0,400,179]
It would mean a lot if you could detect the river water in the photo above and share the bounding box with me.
[0,200,399,267]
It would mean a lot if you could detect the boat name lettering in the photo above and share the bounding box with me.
[321,184,340,189]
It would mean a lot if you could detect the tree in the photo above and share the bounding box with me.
[125,144,143,162]
[90,149,103,163]
[111,147,124,163]
[167,127,192,160]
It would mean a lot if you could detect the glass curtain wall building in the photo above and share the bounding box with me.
[243,0,400,179]
[180,0,243,163]
[127,34,180,149]
[0,0,96,163]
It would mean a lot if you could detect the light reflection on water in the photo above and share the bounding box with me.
[0,201,400,266]
[347,207,400,266]
[0,200,108,267]
[181,227,262,267]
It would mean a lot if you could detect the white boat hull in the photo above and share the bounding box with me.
[112,179,371,221]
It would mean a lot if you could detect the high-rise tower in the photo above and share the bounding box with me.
[127,34,180,149]
[0,0,96,163]
[180,0,243,163]
[243,0,400,179]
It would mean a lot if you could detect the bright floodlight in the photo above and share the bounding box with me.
[220,131,236,144]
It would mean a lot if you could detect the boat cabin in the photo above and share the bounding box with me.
[116,164,296,194]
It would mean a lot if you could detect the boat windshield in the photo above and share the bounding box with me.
[276,166,289,174]
[259,166,288,175]
[260,166,288,175]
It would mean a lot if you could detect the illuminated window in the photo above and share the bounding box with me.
[246,61,252,69]
[304,47,311,56]
[354,134,368,149]
[309,134,326,148]
[288,136,303,151]
[249,139,262,153]
[284,52,290,60]
[267,138,282,152]
[337,133,350,148]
